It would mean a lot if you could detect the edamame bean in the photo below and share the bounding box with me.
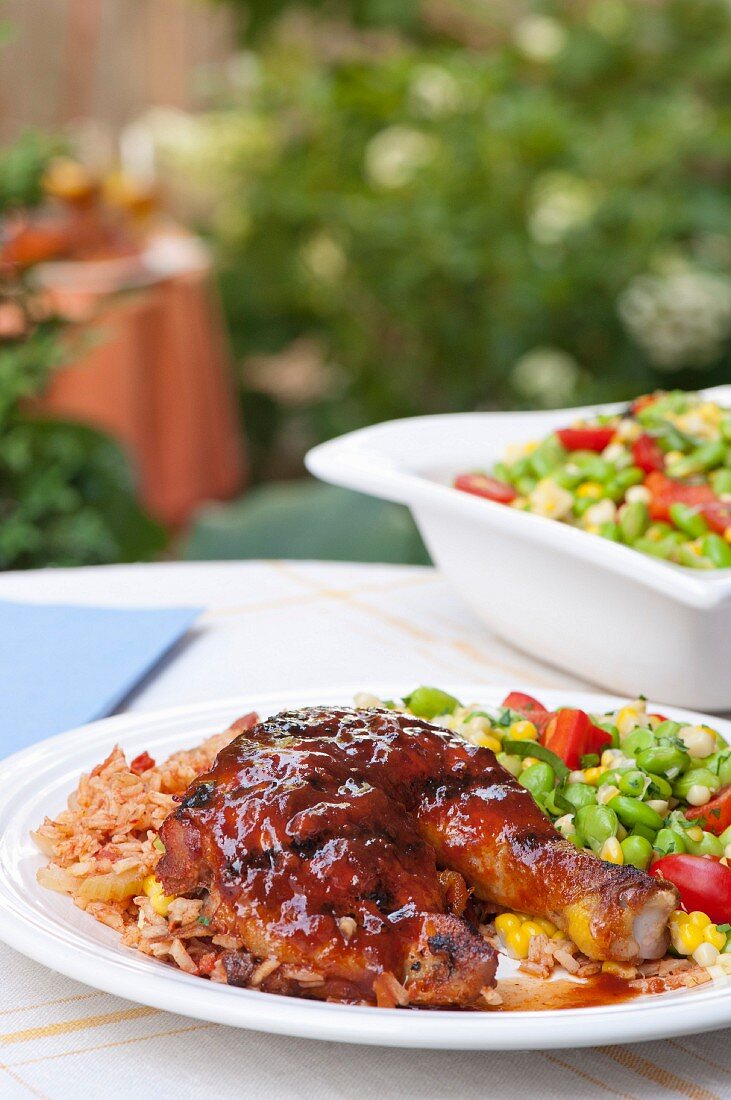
[678,544,715,570]
[608,795,664,832]
[702,533,731,569]
[618,770,647,798]
[575,804,619,855]
[620,502,650,543]
[519,762,555,797]
[669,502,708,539]
[599,521,622,542]
[631,823,658,843]
[621,834,653,870]
[622,728,655,756]
[673,767,721,801]
[562,783,597,809]
[718,824,731,848]
[653,827,687,855]
[711,468,731,496]
[406,686,460,720]
[653,720,683,740]
[685,830,724,857]
[719,754,731,787]
[637,744,691,777]
[644,773,672,800]
[668,440,726,478]
[497,753,523,778]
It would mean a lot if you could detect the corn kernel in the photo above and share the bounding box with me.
[472,732,502,752]
[678,725,716,759]
[504,925,532,959]
[509,720,538,741]
[567,770,586,784]
[671,920,705,955]
[522,920,546,940]
[685,826,704,843]
[703,925,727,951]
[600,837,624,864]
[601,961,636,979]
[616,705,641,737]
[142,874,174,917]
[584,766,607,786]
[687,911,712,929]
[521,757,539,770]
[495,912,522,935]
[724,527,731,545]
[597,784,620,805]
[534,918,558,936]
[693,942,720,968]
[577,481,603,500]
[687,785,711,807]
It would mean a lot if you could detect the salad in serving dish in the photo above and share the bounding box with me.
[455,390,731,570]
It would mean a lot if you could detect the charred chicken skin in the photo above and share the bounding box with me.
[157,707,678,1006]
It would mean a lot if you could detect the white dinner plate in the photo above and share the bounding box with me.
[1,684,730,1050]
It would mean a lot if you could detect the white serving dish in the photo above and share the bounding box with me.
[3,686,731,1049]
[306,386,731,709]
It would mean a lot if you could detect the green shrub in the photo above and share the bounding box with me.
[0,313,165,569]
[162,1,731,475]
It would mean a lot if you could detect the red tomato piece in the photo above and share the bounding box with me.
[686,786,731,836]
[501,691,552,733]
[556,427,614,452]
[630,393,662,415]
[632,434,665,474]
[454,473,517,504]
[645,472,731,533]
[650,854,731,924]
[542,708,611,770]
[130,751,155,775]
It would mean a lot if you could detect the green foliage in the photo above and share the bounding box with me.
[179,1,731,475]
[0,320,165,569]
[0,130,65,213]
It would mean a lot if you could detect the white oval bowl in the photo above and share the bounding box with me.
[306,387,731,708]
[2,685,731,1049]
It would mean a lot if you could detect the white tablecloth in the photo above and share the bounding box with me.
[1,560,729,1100]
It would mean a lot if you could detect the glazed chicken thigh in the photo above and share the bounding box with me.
[158,706,678,1006]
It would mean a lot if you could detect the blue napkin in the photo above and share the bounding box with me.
[0,600,201,756]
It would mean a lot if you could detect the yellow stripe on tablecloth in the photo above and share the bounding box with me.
[270,559,568,688]
[541,1052,640,1099]
[667,1039,731,1078]
[0,993,104,1019]
[5,1022,216,1069]
[1,1006,158,1046]
[1,1064,49,1099]
[602,1046,721,1100]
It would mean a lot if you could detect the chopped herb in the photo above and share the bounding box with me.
[580,754,600,769]
[198,916,211,927]
[153,838,165,853]
[502,739,570,780]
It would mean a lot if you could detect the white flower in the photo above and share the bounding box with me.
[514,16,567,62]
[618,270,731,370]
[300,233,347,283]
[528,173,598,245]
[409,65,462,118]
[364,126,437,189]
[512,347,581,406]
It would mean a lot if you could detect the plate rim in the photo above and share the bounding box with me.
[2,683,731,1050]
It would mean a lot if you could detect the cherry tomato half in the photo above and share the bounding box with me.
[632,434,665,474]
[686,786,731,836]
[650,854,731,924]
[454,473,517,504]
[501,691,552,733]
[556,427,614,453]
